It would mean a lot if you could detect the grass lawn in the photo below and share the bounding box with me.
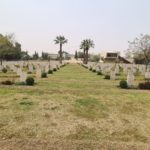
[0,64,150,149]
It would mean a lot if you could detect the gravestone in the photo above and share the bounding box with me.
[20,72,27,82]
[0,65,3,71]
[127,70,135,87]
[17,68,22,76]
[145,72,150,80]
[36,67,42,78]
[110,71,116,80]
[29,65,34,73]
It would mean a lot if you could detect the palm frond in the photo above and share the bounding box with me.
[54,35,68,45]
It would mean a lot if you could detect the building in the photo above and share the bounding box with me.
[49,52,74,60]
[48,54,58,60]
[62,51,74,60]
[100,51,133,63]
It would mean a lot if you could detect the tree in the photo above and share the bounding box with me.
[127,34,150,68]
[32,51,39,60]
[0,33,23,65]
[77,51,84,59]
[74,50,78,60]
[89,54,100,62]
[80,39,94,64]
[21,51,30,60]
[41,52,49,60]
[54,36,68,64]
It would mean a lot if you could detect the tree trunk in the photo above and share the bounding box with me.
[83,49,86,64]
[145,61,149,71]
[59,44,62,64]
[85,49,88,64]
[0,58,2,65]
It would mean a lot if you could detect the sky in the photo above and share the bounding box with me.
[0,0,150,55]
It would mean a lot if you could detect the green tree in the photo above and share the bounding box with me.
[0,34,22,64]
[32,51,39,60]
[77,51,84,59]
[41,51,49,60]
[80,39,94,64]
[74,50,78,60]
[21,51,30,60]
[89,54,100,62]
[54,36,68,64]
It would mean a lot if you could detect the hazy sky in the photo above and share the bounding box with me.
[0,0,150,55]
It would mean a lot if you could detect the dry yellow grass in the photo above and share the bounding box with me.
[0,64,150,149]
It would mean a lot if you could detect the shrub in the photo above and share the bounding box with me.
[97,71,102,75]
[116,73,121,76]
[104,75,110,80]
[15,65,20,68]
[2,68,7,73]
[26,77,34,86]
[48,69,53,74]
[139,82,150,90]
[53,68,57,72]
[120,80,128,89]
[82,64,88,69]
[27,71,32,74]
[89,67,92,71]
[61,64,66,68]
[41,72,47,78]
[92,69,96,72]
[145,78,150,81]
[1,80,13,85]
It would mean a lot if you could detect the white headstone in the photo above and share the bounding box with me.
[127,70,135,87]
[110,71,116,80]
[20,72,27,82]
[145,72,150,79]
[36,68,42,78]
[29,65,33,73]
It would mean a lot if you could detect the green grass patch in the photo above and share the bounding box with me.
[73,98,108,119]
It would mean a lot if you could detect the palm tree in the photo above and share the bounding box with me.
[80,39,94,64]
[54,36,68,64]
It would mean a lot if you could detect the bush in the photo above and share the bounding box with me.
[26,77,34,86]
[27,71,32,74]
[2,68,7,73]
[82,64,88,69]
[61,64,66,68]
[120,80,128,89]
[139,82,150,90]
[1,80,13,85]
[116,73,121,76]
[41,72,47,78]
[48,69,53,74]
[97,71,102,75]
[92,69,96,72]
[53,68,57,72]
[89,67,92,71]
[15,65,20,68]
[104,75,110,80]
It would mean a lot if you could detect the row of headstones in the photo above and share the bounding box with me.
[0,61,65,82]
[86,62,150,87]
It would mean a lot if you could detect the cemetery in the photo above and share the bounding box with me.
[0,34,150,150]
[0,59,150,149]
[0,1,150,149]
[0,34,150,149]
